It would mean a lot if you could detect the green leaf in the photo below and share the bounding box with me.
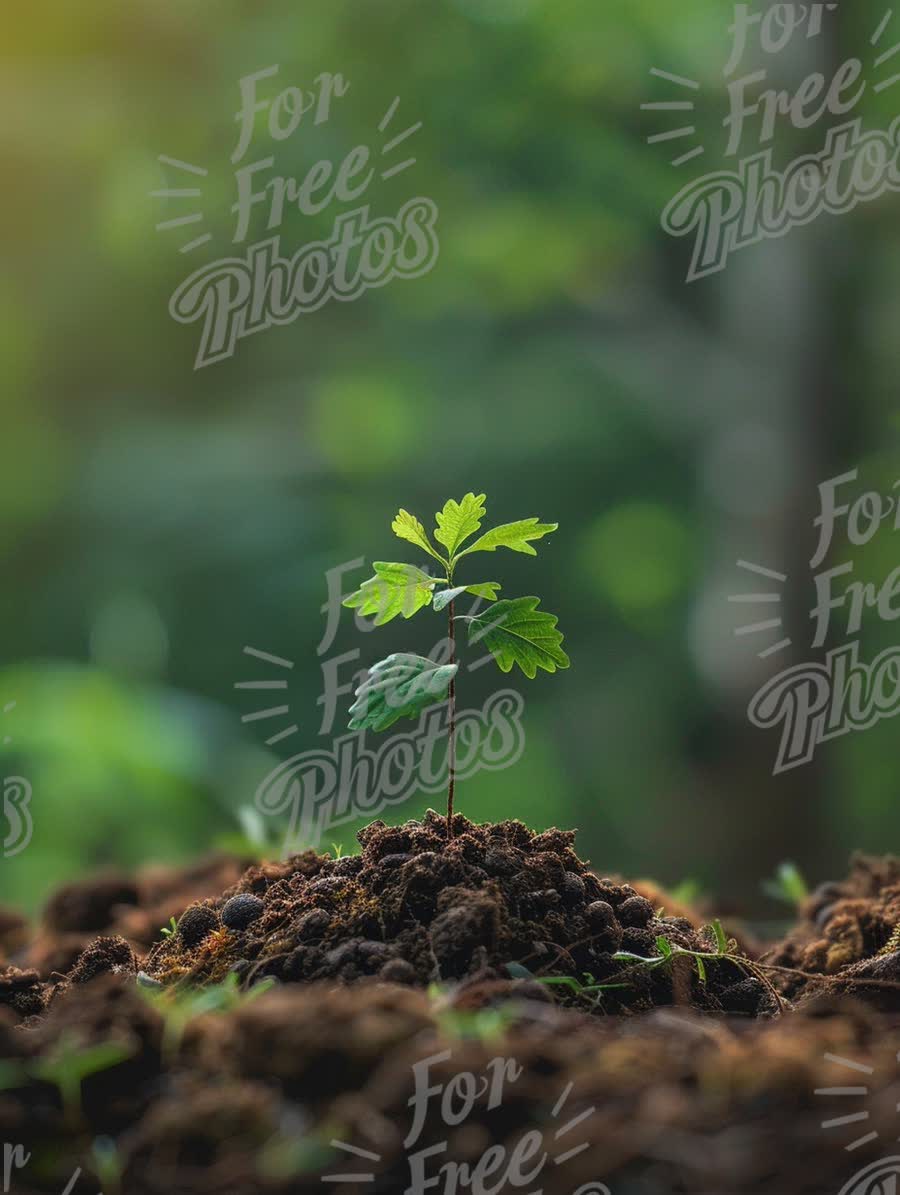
[694,955,707,983]
[391,509,448,566]
[433,586,467,612]
[342,562,437,625]
[465,582,501,602]
[35,1038,134,1089]
[762,861,808,908]
[348,654,458,732]
[710,919,728,954]
[434,493,487,558]
[434,582,501,613]
[455,518,558,560]
[655,936,673,959]
[537,975,584,992]
[613,950,661,965]
[0,1060,28,1093]
[467,597,569,679]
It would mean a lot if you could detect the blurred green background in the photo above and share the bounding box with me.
[2,0,898,915]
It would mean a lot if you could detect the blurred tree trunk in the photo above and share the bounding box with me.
[699,2,858,907]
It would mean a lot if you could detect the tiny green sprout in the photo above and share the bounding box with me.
[612,921,736,986]
[533,971,631,1009]
[258,1130,336,1181]
[160,916,178,939]
[343,494,568,832]
[32,1033,133,1126]
[424,979,515,1038]
[762,861,809,909]
[610,919,784,1012]
[436,1004,518,1042]
[330,842,345,860]
[140,971,276,1060]
[669,878,705,906]
[90,1136,123,1195]
[0,1059,28,1094]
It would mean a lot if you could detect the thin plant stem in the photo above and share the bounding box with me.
[447,596,456,836]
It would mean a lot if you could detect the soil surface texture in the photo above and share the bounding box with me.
[142,813,777,1017]
[3,824,900,1194]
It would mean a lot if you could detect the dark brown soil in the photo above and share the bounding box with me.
[765,853,900,1006]
[4,825,900,1194]
[0,972,896,1194]
[20,852,252,981]
[142,812,777,1016]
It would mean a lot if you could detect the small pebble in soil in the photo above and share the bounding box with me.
[222,894,265,931]
[70,935,137,983]
[618,895,655,927]
[379,853,412,871]
[585,900,624,953]
[295,908,331,940]
[562,872,586,905]
[586,900,616,927]
[178,903,220,947]
[379,958,417,984]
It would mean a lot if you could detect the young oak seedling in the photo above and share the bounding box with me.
[342,494,569,832]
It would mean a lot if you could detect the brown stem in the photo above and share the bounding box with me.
[447,597,456,837]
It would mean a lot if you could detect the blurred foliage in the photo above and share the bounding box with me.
[0,0,898,913]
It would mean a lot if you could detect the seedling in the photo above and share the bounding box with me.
[534,972,632,1010]
[435,1004,519,1042]
[762,861,809,909]
[426,982,518,1040]
[611,920,785,1011]
[139,971,276,1059]
[343,494,568,831]
[32,1033,134,1126]
[669,878,705,906]
[90,1136,123,1195]
[505,959,632,1008]
[258,1130,336,1181]
[159,916,178,939]
[612,920,734,982]
[0,1059,27,1093]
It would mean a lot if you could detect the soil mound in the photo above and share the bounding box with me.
[766,853,900,1004]
[6,842,900,1191]
[144,813,775,1016]
[21,852,252,981]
